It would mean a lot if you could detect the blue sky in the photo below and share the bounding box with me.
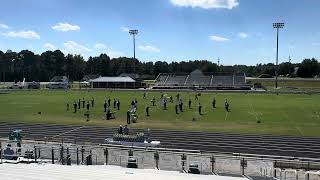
[0,0,320,65]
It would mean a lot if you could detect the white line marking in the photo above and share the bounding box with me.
[248,100,260,122]
[295,126,304,136]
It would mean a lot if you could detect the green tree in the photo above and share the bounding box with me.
[278,62,294,76]
[297,58,320,77]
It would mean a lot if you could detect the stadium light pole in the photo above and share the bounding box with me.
[129,29,138,60]
[273,22,285,89]
[129,29,138,73]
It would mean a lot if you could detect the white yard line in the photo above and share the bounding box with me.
[248,100,260,122]
[9,102,41,105]
[295,126,304,136]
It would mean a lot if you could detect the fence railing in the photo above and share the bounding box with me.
[1,140,320,180]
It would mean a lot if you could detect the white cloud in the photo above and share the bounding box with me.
[120,27,130,32]
[238,32,248,39]
[138,45,160,53]
[0,24,9,29]
[108,51,125,58]
[209,35,229,42]
[63,41,91,54]
[1,30,40,39]
[44,43,57,51]
[52,22,80,32]
[94,43,107,49]
[170,0,239,9]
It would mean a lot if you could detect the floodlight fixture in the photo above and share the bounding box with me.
[273,23,285,29]
[129,29,138,35]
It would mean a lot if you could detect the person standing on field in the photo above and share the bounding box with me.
[151,97,156,106]
[224,99,230,112]
[103,100,107,112]
[116,99,120,110]
[179,99,183,112]
[212,98,216,109]
[86,101,90,110]
[198,102,202,115]
[113,98,116,108]
[107,97,111,107]
[91,98,94,107]
[146,106,150,116]
[163,98,167,110]
[73,101,77,113]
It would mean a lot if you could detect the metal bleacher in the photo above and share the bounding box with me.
[166,75,188,85]
[235,75,246,85]
[186,75,211,86]
[211,76,233,86]
[156,74,169,86]
[154,70,248,90]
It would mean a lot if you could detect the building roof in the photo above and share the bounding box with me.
[119,73,140,79]
[90,76,136,83]
[0,164,246,180]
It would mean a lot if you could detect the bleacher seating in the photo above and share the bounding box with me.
[211,76,233,85]
[156,75,169,86]
[154,70,247,89]
[186,75,211,85]
[234,75,246,85]
[185,69,210,86]
[166,75,187,85]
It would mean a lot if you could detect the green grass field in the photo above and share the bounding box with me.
[249,79,320,92]
[0,90,320,137]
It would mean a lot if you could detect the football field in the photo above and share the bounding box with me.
[0,90,320,136]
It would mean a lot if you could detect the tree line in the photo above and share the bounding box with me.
[0,49,319,82]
